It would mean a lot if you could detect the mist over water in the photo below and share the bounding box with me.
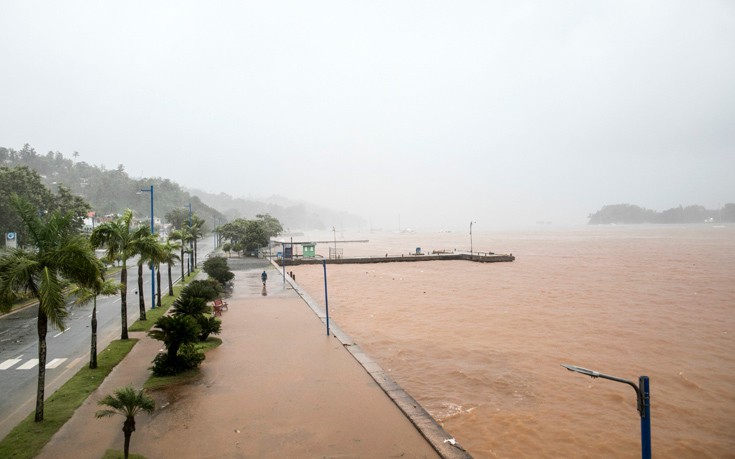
[292,225,735,458]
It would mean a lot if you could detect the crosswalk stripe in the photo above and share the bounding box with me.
[17,359,39,370]
[0,358,22,370]
[46,358,67,369]
[0,357,72,370]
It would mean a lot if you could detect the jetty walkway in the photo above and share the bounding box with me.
[278,252,515,266]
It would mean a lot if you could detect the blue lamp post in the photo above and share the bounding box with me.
[562,364,652,458]
[139,185,156,308]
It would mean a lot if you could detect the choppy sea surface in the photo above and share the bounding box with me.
[289,225,735,458]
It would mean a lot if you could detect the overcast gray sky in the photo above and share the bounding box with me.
[1,1,733,229]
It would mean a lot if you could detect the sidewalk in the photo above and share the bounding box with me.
[37,265,466,458]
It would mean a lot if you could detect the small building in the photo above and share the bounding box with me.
[302,242,316,258]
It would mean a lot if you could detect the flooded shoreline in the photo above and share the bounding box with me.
[293,226,735,457]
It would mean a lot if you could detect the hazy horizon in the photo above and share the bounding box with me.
[2,1,733,230]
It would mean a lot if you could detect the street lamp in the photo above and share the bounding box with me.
[561,364,652,458]
[470,221,476,258]
[138,185,155,309]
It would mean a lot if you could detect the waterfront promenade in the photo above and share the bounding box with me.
[37,259,468,458]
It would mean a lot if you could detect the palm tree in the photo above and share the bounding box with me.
[169,228,190,281]
[134,234,161,319]
[148,240,168,307]
[0,196,102,422]
[189,216,205,270]
[161,239,181,296]
[90,209,151,339]
[95,385,155,459]
[149,315,201,367]
[70,276,120,369]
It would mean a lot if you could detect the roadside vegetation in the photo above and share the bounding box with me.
[0,339,137,459]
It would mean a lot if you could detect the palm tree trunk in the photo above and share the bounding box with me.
[90,298,98,369]
[168,264,174,296]
[36,309,48,422]
[120,266,129,340]
[156,266,162,307]
[137,263,146,321]
[194,240,198,269]
[180,247,185,281]
[122,416,136,459]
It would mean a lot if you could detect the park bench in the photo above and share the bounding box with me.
[212,298,228,317]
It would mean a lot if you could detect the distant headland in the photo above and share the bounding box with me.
[588,203,735,224]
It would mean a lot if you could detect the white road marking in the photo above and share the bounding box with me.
[53,328,71,338]
[17,359,38,370]
[46,358,67,369]
[0,358,22,370]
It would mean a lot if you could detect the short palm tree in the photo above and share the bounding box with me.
[90,210,151,339]
[70,276,121,369]
[95,385,155,459]
[0,196,102,422]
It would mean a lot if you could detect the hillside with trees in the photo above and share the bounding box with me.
[1,144,365,232]
[588,203,735,224]
[187,187,366,231]
[1,144,224,234]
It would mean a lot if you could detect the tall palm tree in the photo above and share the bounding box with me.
[70,276,120,369]
[95,385,155,459]
[189,216,205,270]
[169,228,191,280]
[134,234,161,320]
[161,239,181,296]
[148,240,168,307]
[0,196,102,422]
[90,209,151,339]
[171,226,192,282]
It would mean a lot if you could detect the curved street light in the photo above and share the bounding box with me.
[562,363,651,458]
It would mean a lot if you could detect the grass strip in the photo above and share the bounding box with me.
[0,339,138,459]
[128,269,199,332]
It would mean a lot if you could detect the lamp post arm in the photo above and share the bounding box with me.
[561,364,644,417]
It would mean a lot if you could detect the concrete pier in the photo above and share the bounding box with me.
[277,252,515,266]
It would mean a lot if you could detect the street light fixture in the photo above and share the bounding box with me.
[561,364,652,458]
[138,185,155,309]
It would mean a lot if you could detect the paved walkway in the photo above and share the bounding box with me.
[37,263,465,458]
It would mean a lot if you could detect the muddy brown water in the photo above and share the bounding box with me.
[293,225,735,458]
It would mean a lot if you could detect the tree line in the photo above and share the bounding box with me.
[588,203,735,224]
[0,144,224,233]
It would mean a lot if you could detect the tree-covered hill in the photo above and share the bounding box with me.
[1,144,224,231]
[1,144,366,231]
[588,203,735,224]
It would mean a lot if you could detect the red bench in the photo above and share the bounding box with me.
[212,298,228,316]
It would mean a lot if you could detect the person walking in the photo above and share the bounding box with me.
[261,270,268,286]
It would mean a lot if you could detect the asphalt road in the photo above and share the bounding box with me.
[0,237,214,440]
